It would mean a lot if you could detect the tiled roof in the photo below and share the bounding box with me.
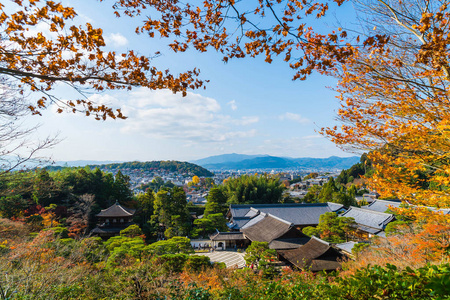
[362,199,402,213]
[363,199,450,215]
[228,203,344,229]
[242,214,293,243]
[210,232,246,241]
[278,236,343,272]
[335,241,358,255]
[96,202,136,218]
[268,237,310,250]
[341,206,394,231]
[240,214,265,229]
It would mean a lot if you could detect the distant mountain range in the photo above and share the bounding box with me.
[47,154,360,173]
[191,154,360,171]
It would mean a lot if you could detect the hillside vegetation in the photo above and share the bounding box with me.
[89,161,214,177]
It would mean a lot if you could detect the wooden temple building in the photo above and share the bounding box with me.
[91,201,136,238]
[278,236,344,272]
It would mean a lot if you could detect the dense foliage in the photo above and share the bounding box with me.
[90,161,214,177]
[1,222,449,299]
[302,212,356,243]
[221,174,285,204]
[0,167,134,236]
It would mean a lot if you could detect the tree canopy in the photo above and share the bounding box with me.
[221,174,285,204]
[0,0,204,120]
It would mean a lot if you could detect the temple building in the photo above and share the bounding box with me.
[278,236,344,272]
[91,201,136,238]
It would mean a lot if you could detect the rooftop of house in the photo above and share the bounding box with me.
[335,241,358,256]
[210,232,246,241]
[277,236,343,272]
[242,214,294,243]
[227,202,344,230]
[341,206,395,232]
[362,199,402,213]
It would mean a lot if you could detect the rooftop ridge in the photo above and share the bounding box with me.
[230,203,330,208]
[344,206,394,217]
[311,235,330,246]
[265,213,293,226]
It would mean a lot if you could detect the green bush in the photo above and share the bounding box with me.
[155,253,188,273]
[185,255,211,272]
[319,264,450,300]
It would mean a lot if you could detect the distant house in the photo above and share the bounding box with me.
[278,236,344,272]
[340,206,395,239]
[90,201,136,238]
[227,203,345,231]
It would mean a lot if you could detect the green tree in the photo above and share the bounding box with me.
[244,241,277,277]
[204,187,227,217]
[0,195,30,219]
[303,185,322,203]
[152,187,191,238]
[135,189,156,239]
[113,171,133,202]
[120,224,144,238]
[146,236,194,255]
[302,212,356,243]
[222,174,285,204]
[318,177,339,203]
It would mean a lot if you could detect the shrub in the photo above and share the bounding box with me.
[155,254,188,273]
[185,255,211,272]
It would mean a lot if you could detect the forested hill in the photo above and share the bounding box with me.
[88,161,214,177]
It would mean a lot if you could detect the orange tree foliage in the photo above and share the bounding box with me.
[317,0,450,214]
[110,0,357,81]
[0,0,204,120]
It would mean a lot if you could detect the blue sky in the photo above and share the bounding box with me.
[25,1,359,162]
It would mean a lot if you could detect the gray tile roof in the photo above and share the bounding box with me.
[335,241,357,255]
[228,203,344,229]
[341,206,395,232]
[240,213,265,229]
[363,200,450,215]
[362,199,402,213]
[210,232,245,241]
[96,202,136,218]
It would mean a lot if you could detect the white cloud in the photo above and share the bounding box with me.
[106,33,128,47]
[228,100,237,110]
[279,112,310,124]
[117,89,258,143]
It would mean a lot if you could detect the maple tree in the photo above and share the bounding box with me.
[318,0,450,211]
[0,0,204,120]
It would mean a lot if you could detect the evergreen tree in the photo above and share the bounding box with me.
[204,187,227,217]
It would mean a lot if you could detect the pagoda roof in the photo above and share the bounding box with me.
[96,202,136,218]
